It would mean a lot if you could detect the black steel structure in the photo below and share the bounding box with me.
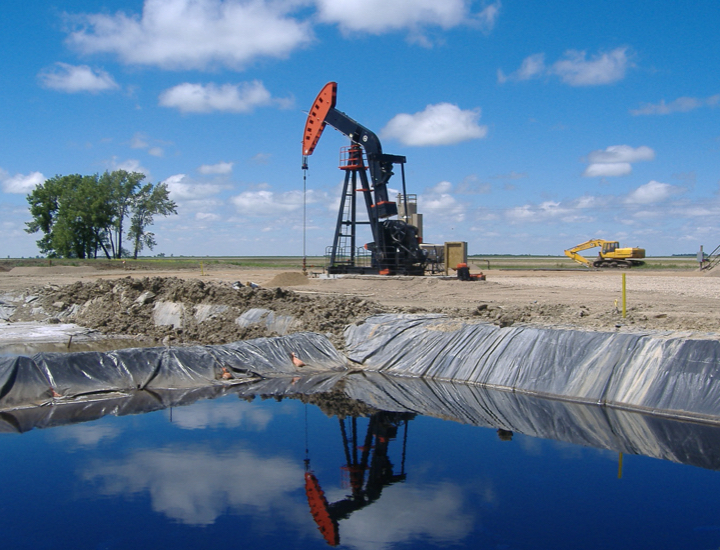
[303,82,426,275]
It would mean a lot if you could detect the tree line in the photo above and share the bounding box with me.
[25,170,177,259]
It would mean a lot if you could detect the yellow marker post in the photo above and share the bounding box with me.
[200,261,204,276]
[622,273,627,318]
[618,452,623,479]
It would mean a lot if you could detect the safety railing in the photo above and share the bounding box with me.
[702,243,720,271]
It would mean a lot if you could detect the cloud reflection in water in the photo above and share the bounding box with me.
[169,400,275,431]
[83,445,304,525]
[327,481,473,550]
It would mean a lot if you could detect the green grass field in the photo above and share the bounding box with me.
[0,255,702,272]
[466,256,700,271]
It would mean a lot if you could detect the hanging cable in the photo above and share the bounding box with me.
[302,155,308,276]
[304,402,310,471]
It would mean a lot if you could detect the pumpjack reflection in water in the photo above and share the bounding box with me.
[304,411,415,546]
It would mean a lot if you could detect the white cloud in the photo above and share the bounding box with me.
[38,62,119,93]
[475,2,501,33]
[631,94,720,116]
[314,0,500,35]
[625,180,683,205]
[583,145,654,177]
[587,145,655,164]
[507,202,555,222]
[198,161,234,175]
[500,47,632,86]
[382,103,487,146]
[419,193,466,222]
[65,0,313,71]
[583,163,632,177]
[429,180,453,194]
[497,53,545,83]
[505,200,594,224]
[195,212,222,221]
[159,81,276,113]
[552,47,631,86]
[574,195,600,210]
[164,173,225,201]
[148,147,164,157]
[1,170,44,194]
[231,189,304,215]
[109,157,149,175]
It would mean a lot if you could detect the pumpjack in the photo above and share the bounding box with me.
[304,411,413,546]
[302,82,427,275]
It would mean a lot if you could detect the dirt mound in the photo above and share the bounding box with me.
[26,276,394,350]
[8,266,96,275]
[264,271,309,287]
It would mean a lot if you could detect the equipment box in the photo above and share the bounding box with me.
[444,241,467,275]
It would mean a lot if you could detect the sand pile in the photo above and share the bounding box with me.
[264,271,310,287]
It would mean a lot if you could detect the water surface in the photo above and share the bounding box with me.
[2,385,720,550]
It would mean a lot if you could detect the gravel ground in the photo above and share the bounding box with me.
[494,272,720,299]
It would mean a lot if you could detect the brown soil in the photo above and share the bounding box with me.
[264,271,311,287]
[2,265,720,350]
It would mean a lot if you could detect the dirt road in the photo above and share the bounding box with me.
[2,265,720,346]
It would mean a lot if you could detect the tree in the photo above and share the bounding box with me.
[25,175,62,256]
[100,170,146,259]
[26,170,177,259]
[128,182,177,259]
[26,174,112,258]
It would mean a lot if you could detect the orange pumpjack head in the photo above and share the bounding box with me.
[304,471,340,546]
[303,82,337,156]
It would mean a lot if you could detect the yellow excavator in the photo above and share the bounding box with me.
[564,239,645,268]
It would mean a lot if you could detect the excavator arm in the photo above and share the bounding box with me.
[564,239,606,267]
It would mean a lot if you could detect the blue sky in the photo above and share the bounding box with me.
[2,0,719,258]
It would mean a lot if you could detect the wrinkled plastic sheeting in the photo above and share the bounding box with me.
[4,362,720,471]
[0,332,345,410]
[192,369,720,472]
[0,372,347,434]
[233,372,348,398]
[0,386,231,434]
[337,371,720,471]
[345,314,720,421]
